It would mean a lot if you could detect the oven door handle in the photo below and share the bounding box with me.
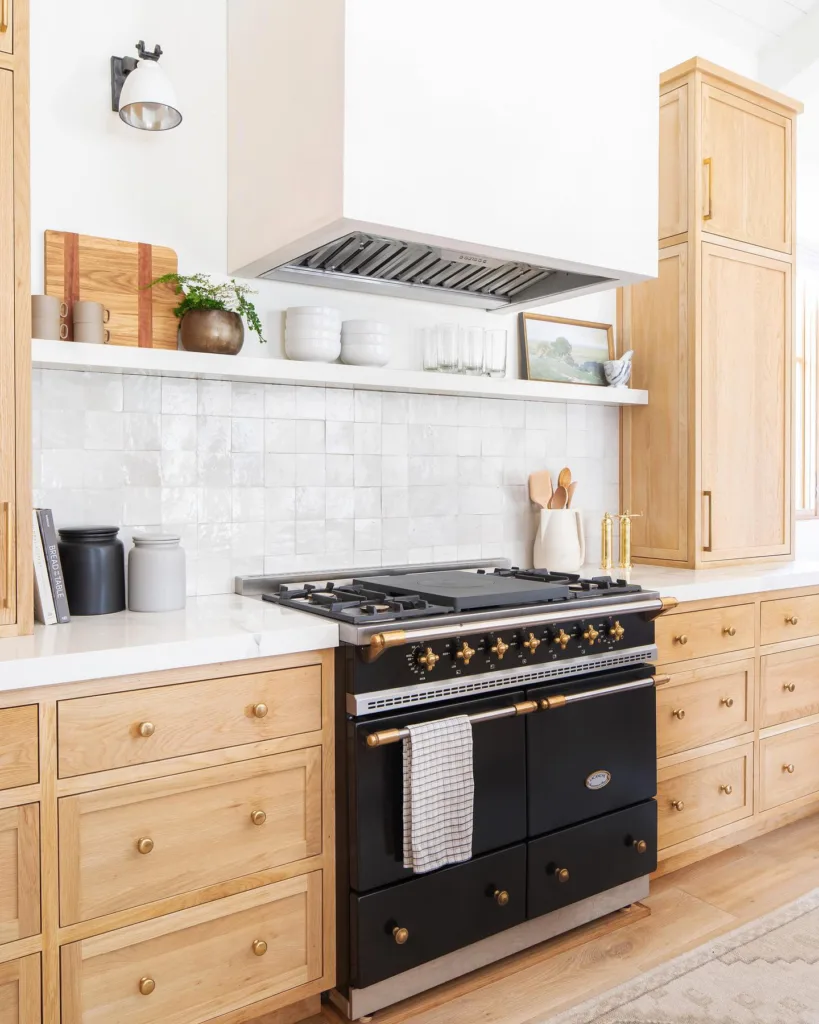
[540,675,667,710]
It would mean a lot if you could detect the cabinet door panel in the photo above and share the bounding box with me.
[0,0,10,55]
[659,85,687,238]
[702,84,791,253]
[0,956,40,1024]
[621,244,688,562]
[0,804,40,945]
[700,245,790,561]
[0,70,16,624]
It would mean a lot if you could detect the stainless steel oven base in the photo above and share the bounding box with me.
[331,875,649,1021]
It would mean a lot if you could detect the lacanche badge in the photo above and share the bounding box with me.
[586,770,612,790]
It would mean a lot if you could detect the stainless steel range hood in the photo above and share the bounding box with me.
[261,231,612,311]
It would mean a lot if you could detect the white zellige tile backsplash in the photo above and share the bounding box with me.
[32,369,620,596]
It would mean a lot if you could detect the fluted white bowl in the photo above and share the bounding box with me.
[286,325,341,342]
[285,334,341,362]
[340,339,390,367]
[286,314,341,333]
[287,305,341,321]
[341,319,390,335]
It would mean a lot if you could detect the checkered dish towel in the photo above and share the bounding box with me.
[402,715,475,874]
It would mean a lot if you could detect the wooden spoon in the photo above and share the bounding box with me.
[558,466,572,491]
[550,485,568,509]
[528,471,553,509]
[567,481,578,508]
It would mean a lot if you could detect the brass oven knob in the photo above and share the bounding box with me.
[136,837,154,855]
[252,939,268,956]
[417,647,440,670]
[633,839,647,854]
[674,634,688,646]
[582,625,600,646]
[720,697,734,708]
[722,626,736,637]
[784,763,796,774]
[672,708,686,720]
[555,867,570,883]
[785,682,796,692]
[786,615,799,625]
[720,784,733,795]
[250,810,267,826]
[138,722,155,738]
[493,889,509,906]
[456,641,475,665]
[252,703,268,719]
[490,637,509,660]
[393,926,409,945]
[552,629,571,651]
[522,632,541,654]
[609,621,625,642]
[671,800,685,811]
[138,977,155,996]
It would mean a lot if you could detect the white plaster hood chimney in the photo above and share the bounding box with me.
[228,0,659,310]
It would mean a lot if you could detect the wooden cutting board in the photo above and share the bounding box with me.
[44,231,180,348]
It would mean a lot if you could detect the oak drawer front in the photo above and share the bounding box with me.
[0,805,40,946]
[761,646,819,728]
[655,604,754,663]
[60,873,323,1024]
[760,724,819,811]
[657,660,754,757]
[57,666,322,777]
[761,594,819,645]
[0,707,38,791]
[657,743,753,849]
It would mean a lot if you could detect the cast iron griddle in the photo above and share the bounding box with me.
[354,569,571,612]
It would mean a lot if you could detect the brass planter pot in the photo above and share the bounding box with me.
[180,309,244,355]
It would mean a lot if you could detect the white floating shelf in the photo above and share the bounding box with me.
[32,339,648,407]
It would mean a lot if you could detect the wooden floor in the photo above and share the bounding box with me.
[317,813,819,1024]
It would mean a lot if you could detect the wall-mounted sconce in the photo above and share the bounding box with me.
[110,41,182,132]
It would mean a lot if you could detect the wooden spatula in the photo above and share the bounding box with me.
[528,471,553,509]
[567,481,578,508]
[550,485,568,509]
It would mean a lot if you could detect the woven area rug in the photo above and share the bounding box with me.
[547,887,819,1023]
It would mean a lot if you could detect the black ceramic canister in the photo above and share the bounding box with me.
[57,526,126,615]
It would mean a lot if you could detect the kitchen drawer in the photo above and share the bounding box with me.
[761,594,819,645]
[57,666,322,777]
[61,873,323,1024]
[0,707,38,791]
[759,722,819,811]
[655,604,754,663]
[59,749,322,925]
[761,645,819,728]
[527,801,656,920]
[0,955,41,1024]
[657,742,753,849]
[351,845,525,989]
[656,659,754,757]
[0,805,39,945]
[0,0,11,55]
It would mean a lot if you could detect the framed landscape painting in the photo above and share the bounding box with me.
[519,313,614,386]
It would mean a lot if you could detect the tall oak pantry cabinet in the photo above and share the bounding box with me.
[620,59,801,568]
[0,0,31,637]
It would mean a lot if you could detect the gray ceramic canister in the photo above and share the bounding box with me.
[127,533,186,612]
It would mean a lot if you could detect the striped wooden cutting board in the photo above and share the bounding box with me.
[44,231,180,349]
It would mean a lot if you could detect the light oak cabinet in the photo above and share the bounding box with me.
[621,59,800,568]
[0,0,11,54]
[0,804,39,944]
[0,957,40,1024]
[0,706,37,790]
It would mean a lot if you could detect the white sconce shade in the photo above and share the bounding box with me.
[118,59,182,131]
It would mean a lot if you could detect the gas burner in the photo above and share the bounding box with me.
[263,581,451,624]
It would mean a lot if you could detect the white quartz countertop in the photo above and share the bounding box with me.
[586,560,819,604]
[0,595,339,694]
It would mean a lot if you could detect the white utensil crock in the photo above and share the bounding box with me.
[532,509,585,573]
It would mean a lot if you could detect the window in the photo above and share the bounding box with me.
[796,252,819,517]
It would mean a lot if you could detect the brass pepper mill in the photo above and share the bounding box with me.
[618,510,642,570]
[600,512,613,571]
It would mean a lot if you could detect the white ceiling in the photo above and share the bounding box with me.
[661,0,817,53]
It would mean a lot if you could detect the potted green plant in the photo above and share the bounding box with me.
[148,273,266,355]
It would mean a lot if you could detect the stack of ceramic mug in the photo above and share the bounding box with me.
[31,296,110,343]
[71,301,110,343]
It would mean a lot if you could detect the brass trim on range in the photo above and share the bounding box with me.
[365,700,541,747]
[660,597,679,613]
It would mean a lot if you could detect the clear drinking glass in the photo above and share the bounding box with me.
[460,326,485,375]
[436,323,460,373]
[484,328,508,377]
[419,327,438,371]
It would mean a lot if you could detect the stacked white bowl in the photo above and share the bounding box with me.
[284,306,341,362]
[340,320,391,366]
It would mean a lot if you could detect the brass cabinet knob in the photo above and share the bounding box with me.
[784,763,796,774]
[582,625,600,646]
[720,697,734,708]
[671,799,685,811]
[490,637,509,660]
[722,626,736,637]
[252,939,268,956]
[720,784,733,795]
[522,632,541,654]
[393,926,409,945]
[138,977,155,996]
[493,889,509,906]
[138,722,155,738]
[674,634,688,645]
[633,839,647,854]
[417,647,440,670]
[609,621,625,642]
[252,703,268,719]
[552,629,571,650]
[672,708,686,720]
[136,837,154,855]
[555,867,570,883]
[250,810,267,826]
[784,682,797,693]
[786,615,799,625]
[456,641,475,665]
